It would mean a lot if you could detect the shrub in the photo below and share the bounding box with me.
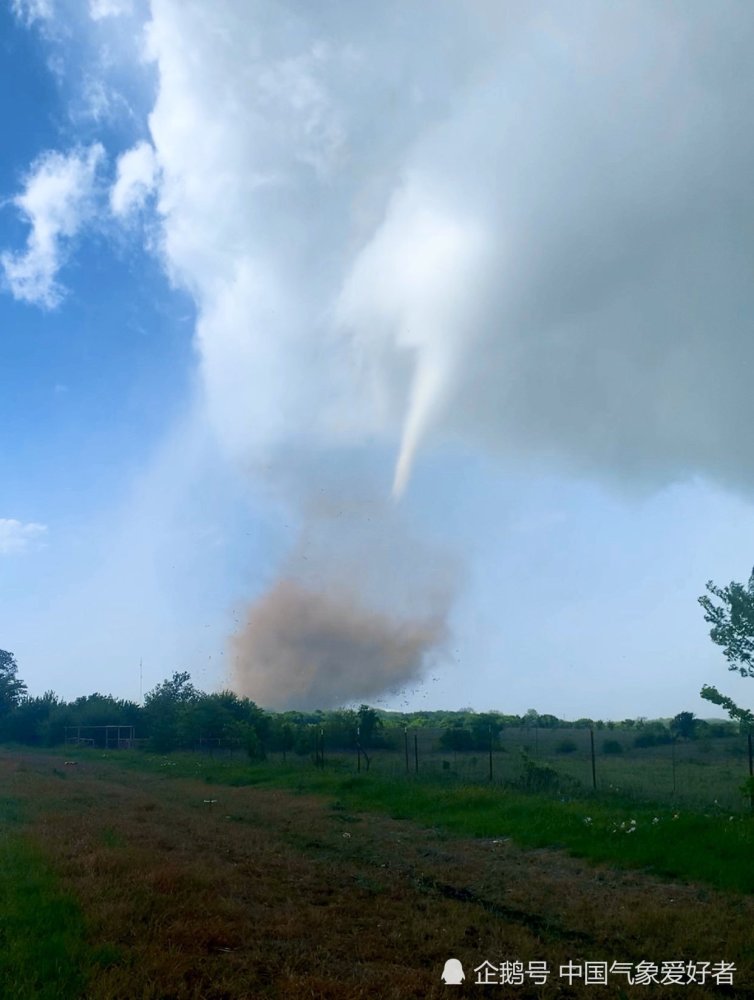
[555,739,578,754]
[439,727,475,752]
[602,739,623,755]
[634,732,672,748]
[740,777,754,801]
[510,751,582,795]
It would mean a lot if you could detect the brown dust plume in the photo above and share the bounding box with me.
[230,578,447,710]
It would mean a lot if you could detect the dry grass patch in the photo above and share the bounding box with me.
[0,751,751,998]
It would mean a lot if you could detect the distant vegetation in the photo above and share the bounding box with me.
[0,650,742,758]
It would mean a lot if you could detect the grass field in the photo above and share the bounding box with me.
[2,747,754,998]
[369,728,754,813]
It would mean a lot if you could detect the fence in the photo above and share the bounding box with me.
[266,726,754,813]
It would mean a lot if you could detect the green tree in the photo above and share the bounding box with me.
[439,725,475,752]
[699,569,754,676]
[699,569,754,726]
[699,684,753,730]
[670,711,697,740]
[469,712,503,750]
[537,713,562,729]
[69,693,142,729]
[144,671,198,751]
[357,704,383,748]
[1,691,59,744]
[0,650,27,713]
[323,709,358,749]
[633,721,672,748]
[147,671,197,705]
[268,718,295,758]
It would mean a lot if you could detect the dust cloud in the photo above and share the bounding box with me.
[231,578,447,710]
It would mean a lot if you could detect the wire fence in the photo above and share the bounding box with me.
[261,726,754,813]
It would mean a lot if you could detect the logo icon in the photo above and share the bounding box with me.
[441,958,465,985]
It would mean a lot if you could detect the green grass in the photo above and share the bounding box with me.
[0,797,88,999]
[75,749,754,894]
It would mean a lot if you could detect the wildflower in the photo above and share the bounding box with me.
[627,827,635,834]
[584,817,592,825]
[672,813,680,820]
[652,817,659,825]
[342,832,351,839]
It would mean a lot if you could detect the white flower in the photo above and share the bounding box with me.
[652,817,659,824]
[584,817,592,825]
[342,832,351,839]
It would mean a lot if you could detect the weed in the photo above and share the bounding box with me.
[100,827,125,848]
[0,834,86,999]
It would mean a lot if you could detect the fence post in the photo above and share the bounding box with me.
[748,731,753,813]
[414,733,419,774]
[590,728,597,791]
[404,728,409,773]
[488,726,493,782]
[671,736,677,798]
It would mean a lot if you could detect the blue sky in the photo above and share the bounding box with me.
[2,0,754,720]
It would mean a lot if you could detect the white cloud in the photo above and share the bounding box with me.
[110,141,157,217]
[74,76,118,123]
[133,0,754,500]
[11,0,54,26]
[1,144,104,309]
[88,0,132,19]
[0,520,47,555]
[141,0,485,461]
[9,3,754,498]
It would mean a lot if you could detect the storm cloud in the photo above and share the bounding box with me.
[135,0,754,496]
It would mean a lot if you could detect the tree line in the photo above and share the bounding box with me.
[0,651,739,758]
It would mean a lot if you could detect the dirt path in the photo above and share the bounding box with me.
[4,752,752,999]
